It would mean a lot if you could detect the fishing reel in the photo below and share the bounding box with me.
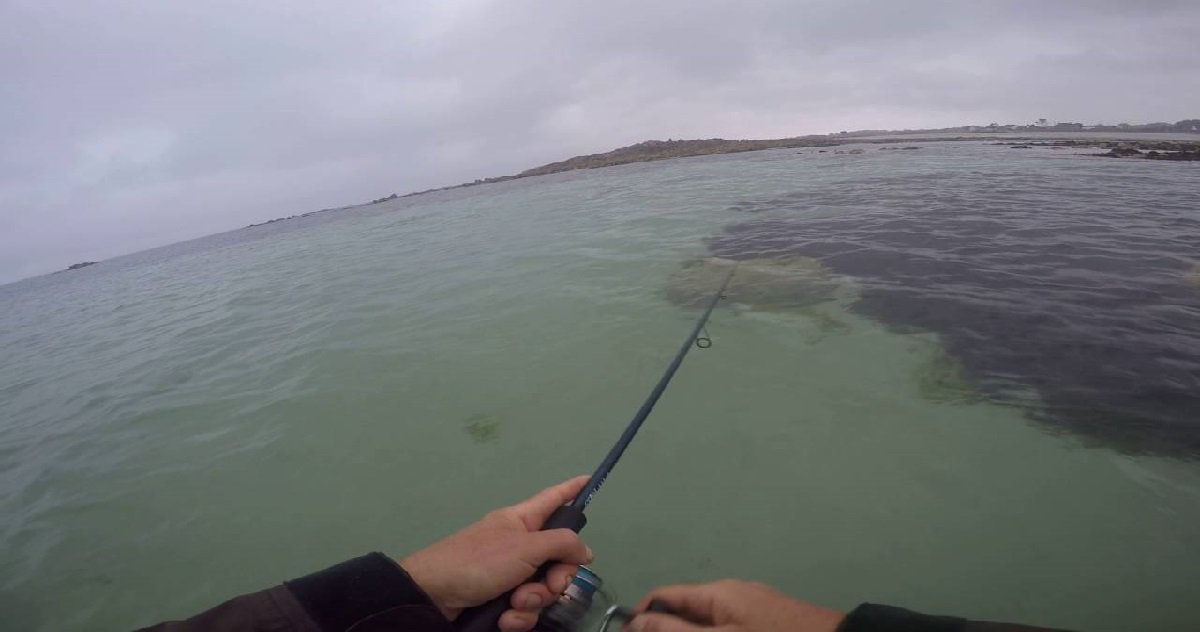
[534,566,606,632]
[534,567,673,632]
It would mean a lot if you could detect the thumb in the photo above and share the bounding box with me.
[629,613,707,632]
[518,528,592,566]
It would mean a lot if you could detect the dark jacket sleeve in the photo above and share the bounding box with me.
[838,603,1076,632]
[136,552,453,632]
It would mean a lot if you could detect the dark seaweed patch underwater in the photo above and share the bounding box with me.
[710,165,1200,459]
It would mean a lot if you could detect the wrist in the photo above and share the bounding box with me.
[820,610,847,632]
[284,553,438,630]
[398,554,462,621]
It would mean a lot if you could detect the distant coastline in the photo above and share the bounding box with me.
[352,118,1200,205]
[38,119,1200,284]
[238,118,1196,230]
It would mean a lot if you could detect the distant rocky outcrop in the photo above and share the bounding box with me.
[1144,149,1200,161]
[67,261,97,270]
[518,138,841,177]
[246,215,298,228]
[990,139,1200,160]
[844,118,1200,136]
[1105,146,1143,157]
[1100,141,1200,160]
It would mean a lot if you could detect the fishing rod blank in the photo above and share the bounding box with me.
[570,264,737,510]
[455,265,737,632]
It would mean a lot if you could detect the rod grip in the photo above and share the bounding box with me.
[453,505,587,632]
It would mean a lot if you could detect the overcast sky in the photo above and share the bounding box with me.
[2,1,1198,283]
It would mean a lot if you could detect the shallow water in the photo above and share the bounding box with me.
[1,142,1198,630]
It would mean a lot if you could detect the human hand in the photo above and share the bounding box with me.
[629,580,844,632]
[399,476,594,632]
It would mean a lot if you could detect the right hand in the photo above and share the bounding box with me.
[399,476,593,631]
[629,580,845,632]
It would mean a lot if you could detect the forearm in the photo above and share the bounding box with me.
[136,553,452,632]
[839,603,1075,632]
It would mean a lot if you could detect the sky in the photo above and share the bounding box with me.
[2,1,1198,283]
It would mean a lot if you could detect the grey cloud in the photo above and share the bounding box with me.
[2,0,1198,282]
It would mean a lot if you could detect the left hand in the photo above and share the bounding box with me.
[400,476,594,632]
[628,580,844,632]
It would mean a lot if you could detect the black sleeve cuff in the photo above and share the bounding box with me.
[284,552,441,631]
[838,603,966,632]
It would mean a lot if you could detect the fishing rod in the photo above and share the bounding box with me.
[455,264,738,632]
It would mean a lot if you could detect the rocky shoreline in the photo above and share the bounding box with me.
[398,135,1196,200]
[427,134,1199,199]
[237,127,1199,231]
[995,139,1200,161]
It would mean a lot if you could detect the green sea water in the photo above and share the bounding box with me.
[1,143,1198,630]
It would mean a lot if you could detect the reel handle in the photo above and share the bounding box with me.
[598,601,680,632]
[454,505,587,632]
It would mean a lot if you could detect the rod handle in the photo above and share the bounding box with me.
[453,505,587,632]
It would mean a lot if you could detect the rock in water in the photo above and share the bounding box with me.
[665,256,838,309]
[912,339,983,405]
[1104,146,1142,158]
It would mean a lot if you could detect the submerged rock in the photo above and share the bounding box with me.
[913,340,983,405]
[666,256,838,310]
[796,305,855,344]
